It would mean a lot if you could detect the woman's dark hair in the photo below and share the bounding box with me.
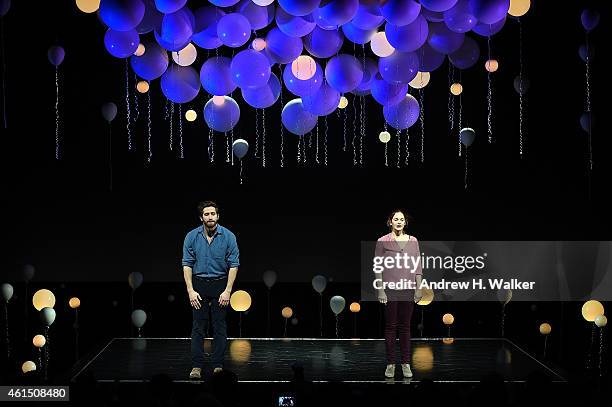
[387,209,413,227]
[197,201,219,216]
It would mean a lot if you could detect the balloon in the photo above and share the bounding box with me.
[242,73,281,108]
[252,38,266,51]
[383,94,420,129]
[209,0,240,5]
[581,9,600,31]
[204,96,240,132]
[448,35,480,69]
[444,0,477,33]
[292,55,316,80]
[385,15,429,52]
[409,72,431,89]
[580,112,592,133]
[329,295,346,315]
[23,264,35,281]
[281,306,293,318]
[371,73,408,106]
[69,297,81,309]
[485,59,498,72]
[283,61,323,97]
[200,57,236,96]
[370,31,395,57]
[154,7,194,51]
[100,0,145,31]
[41,307,56,326]
[416,42,446,72]
[497,288,512,304]
[508,0,530,17]
[316,0,359,27]
[281,99,318,135]
[291,317,298,325]
[154,0,186,14]
[379,131,391,143]
[595,315,608,328]
[459,127,475,146]
[33,334,46,348]
[172,43,197,66]
[254,0,274,5]
[217,13,251,48]
[303,26,344,58]
[104,28,139,58]
[442,313,454,324]
[130,41,168,80]
[338,96,348,108]
[275,7,316,37]
[1,283,13,302]
[355,57,378,92]
[238,0,274,30]
[161,65,200,103]
[47,46,65,66]
[378,51,419,84]
[468,0,509,24]
[325,54,363,93]
[131,309,147,328]
[128,271,144,289]
[421,0,458,12]
[265,27,303,64]
[578,44,594,63]
[137,0,163,34]
[472,15,505,36]
[263,270,277,288]
[421,8,445,22]
[582,300,605,322]
[341,22,376,44]
[277,0,320,17]
[351,2,384,30]
[312,275,327,293]
[0,0,10,17]
[231,49,271,89]
[101,102,118,122]
[232,139,249,159]
[22,361,36,374]
[230,290,252,311]
[33,289,55,311]
[513,76,529,95]
[428,22,464,54]
[302,82,341,116]
[192,6,225,49]
[136,80,150,93]
[381,0,421,26]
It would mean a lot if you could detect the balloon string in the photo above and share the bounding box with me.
[324,115,328,167]
[178,104,184,159]
[132,74,140,128]
[169,102,174,151]
[341,105,347,151]
[315,120,320,165]
[405,127,410,166]
[585,32,593,172]
[147,90,152,165]
[449,64,455,137]
[255,108,260,158]
[458,77,463,158]
[4,303,9,360]
[230,128,235,166]
[239,159,243,185]
[464,148,469,190]
[419,88,425,163]
[279,64,285,168]
[304,133,309,165]
[262,108,266,167]
[487,36,493,143]
[599,328,604,377]
[1,17,6,128]
[125,60,132,151]
[518,18,524,157]
[396,129,401,168]
[335,315,339,339]
[384,143,388,167]
[352,94,357,165]
[55,67,60,160]
[109,125,113,192]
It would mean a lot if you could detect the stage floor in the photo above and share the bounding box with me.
[71,338,566,383]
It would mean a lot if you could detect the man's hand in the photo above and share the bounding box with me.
[378,290,387,305]
[189,289,202,309]
[218,289,231,307]
[414,289,423,303]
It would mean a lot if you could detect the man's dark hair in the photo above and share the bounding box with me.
[198,201,219,216]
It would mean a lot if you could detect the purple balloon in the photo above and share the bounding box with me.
[381,0,421,26]
[238,0,275,30]
[231,49,271,89]
[383,94,420,130]
[341,22,376,44]
[468,0,510,25]
[385,15,429,52]
[104,28,139,58]
[276,8,316,37]
[137,0,162,34]
[378,51,419,84]
[428,22,464,54]
[101,102,118,122]
[200,56,236,96]
[282,98,318,136]
[217,13,251,48]
[302,82,341,116]
[371,73,408,106]
[351,2,384,30]
[0,0,10,17]
[472,16,505,36]
[209,0,240,6]
[421,0,458,12]
[241,73,281,108]
[204,96,240,132]
[448,35,479,69]
[316,0,358,26]
[421,8,445,22]
[154,0,186,14]
[579,44,594,63]
[355,58,378,92]
[278,0,320,17]
[130,41,168,80]
[47,46,65,66]
[192,6,225,49]
[325,54,363,93]
[154,7,194,51]
[100,0,145,32]
[303,26,344,58]
[283,62,323,97]
[266,27,303,64]
[580,112,593,133]
[444,0,477,33]
[416,42,446,72]
[581,9,600,31]
[161,64,200,103]
[311,8,339,30]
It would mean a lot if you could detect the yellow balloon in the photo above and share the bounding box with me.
[136,81,149,94]
[32,289,55,311]
[450,82,463,96]
[349,302,360,313]
[485,59,499,73]
[172,43,198,67]
[539,323,551,335]
[69,297,81,309]
[229,339,252,363]
[185,109,198,122]
[409,72,431,89]
[582,300,605,322]
[252,38,266,51]
[134,43,145,57]
[378,131,391,143]
[442,313,454,325]
[508,0,530,17]
[417,288,434,305]
[338,96,348,109]
[230,290,252,312]
[281,306,293,319]
[75,0,100,13]
[33,335,46,348]
[22,361,37,373]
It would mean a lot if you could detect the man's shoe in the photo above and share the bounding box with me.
[384,364,395,378]
[189,367,202,380]
[401,363,413,378]
[213,367,223,374]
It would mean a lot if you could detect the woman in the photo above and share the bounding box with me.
[375,209,423,379]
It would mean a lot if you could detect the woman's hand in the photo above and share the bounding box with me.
[378,290,388,305]
[414,289,423,303]
[189,289,202,309]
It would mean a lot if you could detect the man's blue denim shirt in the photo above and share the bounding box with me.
[182,225,240,278]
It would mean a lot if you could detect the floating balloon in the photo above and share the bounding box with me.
[128,271,144,289]
[385,15,429,52]
[154,0,187,14]
[468,0,510,24]
[580,112,592,133]
[485,59,499,72]
[22,361,36,374]
[100,0,145,31]
[23,264,35,281]
[76,0,100,14]
[302,82,341,116]
[444,0,477,33]
[131,309,147,328]
[508,0,530,17]
[281,306,293,318]
[1,283,13,302]
[101,102,118,122]
[33,289,55,311]
[278,0,320,17]
[239,0,274,30]
[136,80,150,93]
[283,61,323,97]
[416,42,446,72]
[355,57,378,92]
[217,13,251,47]
[192,6,225,49]
[316,0,359,27]
[581,9,600,31]
[134,43,145,56]
[595,315,608,328]
[185,109,197,121]
[383,94,420,129]
[262,270,277,288]
[252,38,266,51]
[459,127,475,146]
[231,49,271,89]
[303,26,344,58]
[230,290,252,311]
[292,55,316,80]
[513,76,529,94]
[48,46,65,66]
[204,96,241,132]
[379,131,391,143]
[137,0,163,34]
[371,73,408,106]
[370,31,395,57]
[539,322,551,335]
[378,51,419,84]
[338,96,348,109]
[325,54,363,93]
[200,57,236,96]
[282,98,318,135]
[330,295,346,315]
[497,289,512,304]
[161,65,200,103]
[154,7,194,51]
[241,73,281,108]
[171,43,197,66]
[351,2,384,30]
[448,35,480,69]
[232,139,249,159]
[41,307,56,326]
[381,0,421,26]
[130,40,169,80]
[582,300,604,321]
[428,22,464,54]
[312,275,327,293]
[409,72,431,89]
[104,28,139,58]
[422,0,459,12]
[472,16,506,36]
[341,22,376,45]
[265,27,303,64]
[450,82,463,95]
[253,0,274,5]
[275,7,316,37]
[209,0,240,6]
[33,334,46,348]
[578,44,594,63]
[69,297,81,309]
[442,313,455,325]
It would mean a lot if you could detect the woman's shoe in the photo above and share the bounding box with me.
[401,363,413,378]
[384,364,395,378]
[189,367,202,380]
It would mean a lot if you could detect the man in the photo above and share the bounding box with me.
[182,201,239,380]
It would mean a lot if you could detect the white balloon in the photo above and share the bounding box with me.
[253,0,274,5]
[330,295,346,315]
[263,270,277,288]
[1,283,14,302]
[312,275,327,293]
[41,307,56,326]
[595,314,608,327]
[23,264,35,282]
[172,43,197,67]
[131,309,147,328]
[128,272,143,290]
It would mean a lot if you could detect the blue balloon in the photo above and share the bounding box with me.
[200,56,236,96]
[101,102,118,122]
[100,0,145,32]
[154,0,186,14]
[312,8,340,30]
[427,22,464,54]
[371,73,408,106]
[282,99,318,135]
[192,6,225,49]
[351,2,384,30]
[421,0,458,12]
[355,58,378,92]
[238,0,275,30]
[468,0,509,25]
[276,7,316,37]
[416,42,446,72]
[421,8,445,22]
[303,26,344,58]
[379,51,419,84]
[325,54,363,93]
[47,46,65,66]
[579,44,594,63]
[217,13,251,48]
[265,27,303,64]
[341,22,376,44]
[283,62,323,97]
[383,94,420,130]
[381,0,421,26]
[137,0,162,34]
[209,0,240,6]
[231,49,271,89]
[385,15,429,52]
[459,127,475,146]
[316,0,358,26]
[130,41,168,80]
[472,16,505,36]
[301,82,340,116]
[444,0,477,33]
[580,112,593,133]
[204,96,240,132]
[0,0,10,17]
[232,139,249,159]
[154,7,194,51]
[278,0,320,17]
[581,9,600,31]
[161,65,200,103]
[104,28,139,58]
[448,35,479,69]
[241,73,281,108]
